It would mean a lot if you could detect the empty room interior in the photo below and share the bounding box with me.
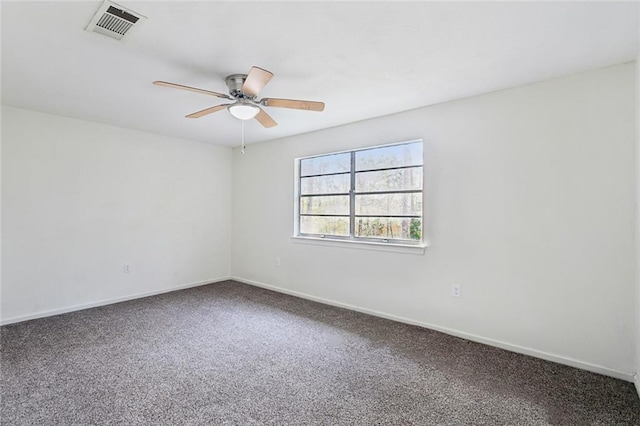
[2,1,640,424]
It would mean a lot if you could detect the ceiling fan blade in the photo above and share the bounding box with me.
[153,81,232,100]
[261,98,325,112]
[254,107,277,128]
[241,66,273,97]
[185,104,231,118]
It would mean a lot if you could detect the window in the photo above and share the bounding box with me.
[296,140,423,245]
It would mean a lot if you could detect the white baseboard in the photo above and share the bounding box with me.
[0,276,230,326]
[635,374,640,400]
[231,276,635,383]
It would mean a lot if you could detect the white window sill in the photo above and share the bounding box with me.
[291,236,427,255]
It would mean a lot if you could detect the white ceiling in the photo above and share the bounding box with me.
[2,1,638,147]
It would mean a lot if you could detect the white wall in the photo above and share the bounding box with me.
[231,63,637,380]
[1,106,232,323]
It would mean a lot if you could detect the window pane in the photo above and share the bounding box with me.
[356,167,422,192]
[355,217,422,240]
[300,216,349,236]
[301,153,351,176]
[301,174,350,195]
[301,195,350,215]
[355,193,422,216]
[355,142,422,171]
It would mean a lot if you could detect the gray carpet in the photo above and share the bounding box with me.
[1,280,639,425]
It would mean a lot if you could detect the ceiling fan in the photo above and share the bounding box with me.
[153,66,325,128]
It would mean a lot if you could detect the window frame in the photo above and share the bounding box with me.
[295,139,425,247]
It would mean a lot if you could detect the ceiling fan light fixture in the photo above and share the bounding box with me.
[228,104,259,120]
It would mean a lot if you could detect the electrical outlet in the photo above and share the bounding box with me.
[451,284,461,298]
[275,257,281,267]
[124,264,131,274]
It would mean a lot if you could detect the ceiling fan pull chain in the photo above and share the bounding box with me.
[241,119,246,154]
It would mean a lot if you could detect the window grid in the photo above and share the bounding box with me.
[298,141,423,244]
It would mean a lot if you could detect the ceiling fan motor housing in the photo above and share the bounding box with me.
[225,74,251,99]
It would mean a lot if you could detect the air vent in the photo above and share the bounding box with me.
[86,1,146,41]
